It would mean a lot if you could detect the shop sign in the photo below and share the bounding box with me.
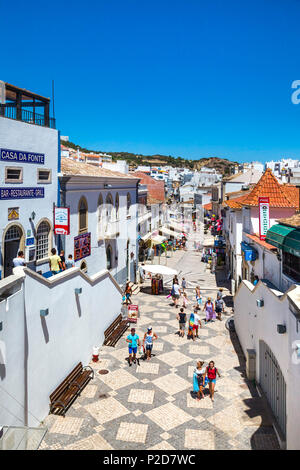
[0,187,44,200]
[259,197,270,240]
[54,207,70,235]
[0,148,45,164]
[8,207,19,220]
[74,232,91,261]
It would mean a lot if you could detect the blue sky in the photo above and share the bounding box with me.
[3,0,300,162]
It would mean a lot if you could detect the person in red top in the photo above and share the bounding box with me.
[205,361,221,402]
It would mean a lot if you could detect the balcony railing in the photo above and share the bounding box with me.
[0,104,56,129]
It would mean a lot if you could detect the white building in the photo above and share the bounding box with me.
[59,157,139,286]
[0,83,59,279]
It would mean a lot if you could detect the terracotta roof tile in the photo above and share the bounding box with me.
[241,168,297,208]
[203,202,212,210]
[133,171,165,202]
[244,233,277,251]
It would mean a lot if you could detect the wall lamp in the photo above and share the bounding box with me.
[40,309,49,317]
[104,184,112,188]
[29,211,36,221]
[0,321,3,331]
[294,342,300,358]
[75,288,82,294]
[256,299,264,308]
[277,324,286,334]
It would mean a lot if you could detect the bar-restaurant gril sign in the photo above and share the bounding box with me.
[259,197,270,240]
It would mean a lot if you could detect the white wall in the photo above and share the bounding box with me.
[234,281,300,449]
[0,117,59,276]
[0,266,122,427]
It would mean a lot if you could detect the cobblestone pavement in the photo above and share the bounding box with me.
[40,242,279,450]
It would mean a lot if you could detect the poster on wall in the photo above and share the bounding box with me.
[74,232,91,261]
[259,197,270,240]
[54,207,70,235]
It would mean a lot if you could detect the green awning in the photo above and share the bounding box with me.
[266,224,300,257]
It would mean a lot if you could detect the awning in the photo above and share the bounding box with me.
[141,232,152,242]
[143,264,178,275]
[160,226,180,237]
[202,237,215,247]
[266,224,300,257]
[151,235,167,245]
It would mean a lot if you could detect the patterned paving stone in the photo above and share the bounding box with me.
[153,312,170,319]
[148,440,175,450]
[153,325,168,333]
[80,385,98,398]
[160,432,171,440]
[98,369,138,390]
[145,402,192,431]
[158,350,192,367]
[152,341,164,351]
[84,397,129,424]
[161,333,185,346]
[116,422,148,443]
[188,345,210,355]
[49,417,84,436]
[186,393,213,409]
[184,429,215,450]
[65,433,113,450]
[153,373,191,395]
[136,362,160,375]
[128,388,155,404]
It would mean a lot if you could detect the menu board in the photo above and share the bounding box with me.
[74,232,91,261]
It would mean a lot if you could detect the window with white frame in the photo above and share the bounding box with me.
[36,221,50,260]
[37,168,52,183]
[5,167,23,183]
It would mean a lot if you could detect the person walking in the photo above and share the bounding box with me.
[193,361,206,400]
[49,248,63,276]
[181,277,187,293]
[172,281,181,308]
[126,327,140,367]
[182,291,189,309]
[124,281,132,305]
[143,326,158,361]
[139,263,145,283]
[195,286,202,307]
[192,307,202,341]
[203,297,215,322]
[215,295,225,321]
[177,308,187,337]
[205,361,221,402]
[216,287,224,299]
[253,275,259,286]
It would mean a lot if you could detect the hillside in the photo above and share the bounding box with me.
[61,140,237,175]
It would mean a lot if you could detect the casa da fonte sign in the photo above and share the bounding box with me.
[0,187,44,200]
[0,148,45,164]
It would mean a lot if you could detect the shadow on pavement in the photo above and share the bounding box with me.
[228,329,280,450]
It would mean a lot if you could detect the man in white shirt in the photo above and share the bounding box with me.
[172,282,181,308]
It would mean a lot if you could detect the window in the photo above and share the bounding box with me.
[5,225,21,241]
[98,194,103,236]
[37,168,52,183]
[5,167,23,183]
[283,252,300,282]
[115,193,119,220]
[80,260,87,273]
[78,197,88,233]
[106,245,112,270]
[105,193,113,222]
[36,221,50,260]
[127,193,131,216]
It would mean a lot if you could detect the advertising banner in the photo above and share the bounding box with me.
[259,197,270,240]
[54,207,70,235]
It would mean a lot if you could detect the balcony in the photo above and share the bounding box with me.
[0,82,56,129]
[98,220,119,239]
[138,210,151,224]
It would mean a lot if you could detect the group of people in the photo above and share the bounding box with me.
[126,326,158,365]
[193,360,221,401]
[49,248,75,275]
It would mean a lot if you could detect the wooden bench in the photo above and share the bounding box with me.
[103,314,129,347]
[49,362,94,416]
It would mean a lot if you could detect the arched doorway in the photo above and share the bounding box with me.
[3,224,24,277]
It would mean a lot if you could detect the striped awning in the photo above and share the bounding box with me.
[266,224,300,257]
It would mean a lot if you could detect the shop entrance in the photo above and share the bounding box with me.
[4,225,22,277]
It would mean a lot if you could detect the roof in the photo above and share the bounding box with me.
[203,202,212,210]
[244,233,277,251]
[60,157,138,180]
[133,171,165,202]
[240,169,297,208]
[147,195,162,205]
[276,213,300,229]
[223,192,251,209]
[223,168,262,184]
